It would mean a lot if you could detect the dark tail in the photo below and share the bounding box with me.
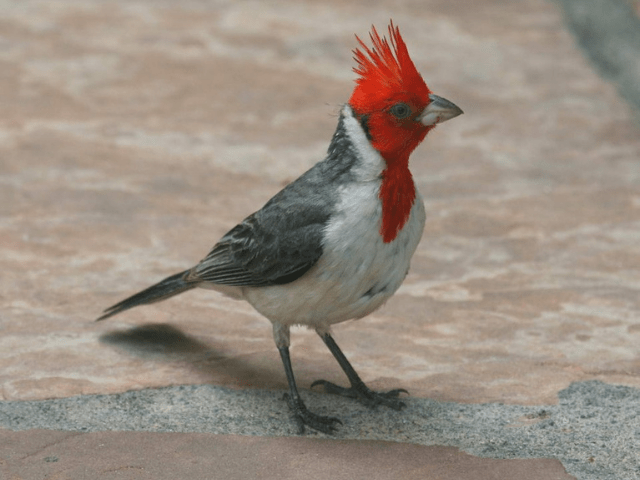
[97,270,195,321]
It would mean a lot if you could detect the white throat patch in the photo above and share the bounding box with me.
[340,104,387,182]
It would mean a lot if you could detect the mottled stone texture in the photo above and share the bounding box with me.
[0,430,576,480]
[1,0,639,408]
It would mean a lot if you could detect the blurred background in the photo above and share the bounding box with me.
[1,0,639,412]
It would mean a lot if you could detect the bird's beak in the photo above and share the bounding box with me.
[419,94,464,126]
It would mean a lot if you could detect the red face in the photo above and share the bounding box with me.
[357,95,433,166]
[348,22,432,168]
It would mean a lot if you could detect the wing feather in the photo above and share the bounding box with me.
[188,175,332,287]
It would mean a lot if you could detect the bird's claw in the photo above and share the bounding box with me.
[311,379,408,410]
[283,393,342,435]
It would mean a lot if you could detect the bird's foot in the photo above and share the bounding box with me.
[283,393,342,435]
[311,379,407,410]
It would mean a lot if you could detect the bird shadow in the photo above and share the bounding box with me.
[99,323,284,390]
[100,323,209,357]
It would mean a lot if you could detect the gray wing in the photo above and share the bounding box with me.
[188,175,334,287]
[188,110,360,288]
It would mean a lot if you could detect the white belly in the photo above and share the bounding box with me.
[241,183,426,330]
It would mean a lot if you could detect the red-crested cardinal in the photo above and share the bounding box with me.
[98,21,462,434]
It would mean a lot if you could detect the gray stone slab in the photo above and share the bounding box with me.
[0,380,637,480]
[556,0,640,112]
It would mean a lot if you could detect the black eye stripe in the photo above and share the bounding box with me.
[358,114,372,141]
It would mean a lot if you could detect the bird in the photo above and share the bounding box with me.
[98,21,463,434]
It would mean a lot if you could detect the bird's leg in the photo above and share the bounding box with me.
[311,332,407,410]
[278,346,342,434]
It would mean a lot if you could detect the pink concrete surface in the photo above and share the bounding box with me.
[2,0,639,408]
[0,429,576,480]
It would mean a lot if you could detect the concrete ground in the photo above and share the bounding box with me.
[1,0,639,479]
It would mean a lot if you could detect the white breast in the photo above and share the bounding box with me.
[241,185,424,330]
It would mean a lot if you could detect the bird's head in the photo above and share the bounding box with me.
[349,22,463,166]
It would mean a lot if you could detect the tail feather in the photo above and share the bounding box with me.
[97,270,195,321]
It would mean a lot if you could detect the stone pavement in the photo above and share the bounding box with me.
[1,0,639,479]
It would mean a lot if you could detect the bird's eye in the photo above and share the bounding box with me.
[390,103,411,119]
